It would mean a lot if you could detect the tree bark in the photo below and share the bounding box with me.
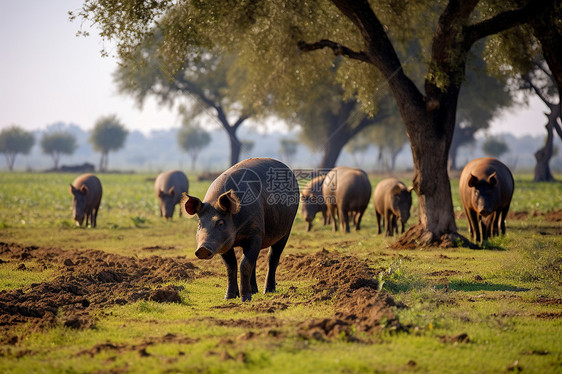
[319,132,348,169]
[534,103,561,181]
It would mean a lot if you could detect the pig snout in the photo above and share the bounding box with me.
[195,246,214,259]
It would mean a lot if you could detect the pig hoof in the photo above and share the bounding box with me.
[241,294,252,302]
[224,292,239,299]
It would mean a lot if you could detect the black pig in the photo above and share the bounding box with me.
[182,158,299,301]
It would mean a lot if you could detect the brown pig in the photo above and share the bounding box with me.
[322,166,372,233]
[459,157,514,243]
[69,174,102,228]
[154,170,189,219]
[373,178,413,236]
[182,158,299,302]
[300,175,330,231]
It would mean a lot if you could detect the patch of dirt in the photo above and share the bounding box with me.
[439,332,470,344]
[428,270,462,277]
[78,333,198,357]
[544,209,562,222]
[0,242,197,335]
[280,249,405,341]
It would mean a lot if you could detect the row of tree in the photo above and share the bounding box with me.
[0,116,127,172]
[72,0,561,247]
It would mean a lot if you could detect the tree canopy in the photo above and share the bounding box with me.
[177,124,211,170]
[0,126,35,171]
[74,0,559,247]
[90,115,128,171]
[40,131,77,170]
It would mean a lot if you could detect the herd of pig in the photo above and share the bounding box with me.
[69,157,514,301]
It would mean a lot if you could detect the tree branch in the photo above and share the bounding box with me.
[464,0,551,47]
[297,39,371,63]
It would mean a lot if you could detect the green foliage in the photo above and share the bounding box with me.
[40,131,77,169]
[177,124,211,170]
[0,125,35,171]
[90,115,128,171]
[482,136,510,158]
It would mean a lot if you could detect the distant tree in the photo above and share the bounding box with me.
[40,131,77,169]
[0,125,34,171]
[511,58,561,181]
[368,122,409,172]
[279,138,299,165]
[89,115,128,171]
[177,124,211,170]
[450,45,515,170]
[345,136,371,168]
[482,137,510,159]
[114,36,251,166]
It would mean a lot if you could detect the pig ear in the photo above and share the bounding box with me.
[69,184,77,195]
[158,189,165,198]
[407,186,414,194]
[217,189,241,214]
[80,185,88,195]
[181,193,202,216]
[488,172,497,187]
[168,186,175,196]
[468,174,478,187]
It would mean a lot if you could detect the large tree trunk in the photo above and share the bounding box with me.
[318,131,348,169]
[534,103,561,181]
[394,97,464,247]
[229,132,242,166]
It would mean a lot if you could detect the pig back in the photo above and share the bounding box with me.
[72,174,102,207]
[204,158,299,248]
[373,178,402,215]
[459,157,514,210]
[155,170,189,204]
[323,167,371,210]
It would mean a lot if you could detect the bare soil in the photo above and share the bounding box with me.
[0,242,196,337]
[0,243,401,344]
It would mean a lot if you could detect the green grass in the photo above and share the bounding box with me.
[0,172,561,373]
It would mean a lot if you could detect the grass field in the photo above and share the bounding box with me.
[0,171,560,373]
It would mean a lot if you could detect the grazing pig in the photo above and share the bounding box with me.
[69,174,102,228]
[154,170,189,219]
[373,178,413,236]
[301,175,330,231]
[322,167,372,233]
[182,158,299,302]
[459,157,514,243]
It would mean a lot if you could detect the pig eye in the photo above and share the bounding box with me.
[216,219,225,228]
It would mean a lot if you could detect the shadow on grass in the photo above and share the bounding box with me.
[440,280,531,292]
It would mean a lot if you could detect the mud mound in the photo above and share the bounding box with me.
[0,242,197,334]
[544,209,562,222]
[283,249,404,341]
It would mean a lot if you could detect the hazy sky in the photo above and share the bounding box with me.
[0,0,550,137]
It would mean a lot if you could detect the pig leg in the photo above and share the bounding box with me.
[240,237,262,302]
[329,205,338,232]
[251,266,258,294]
[467,209,480,242]
[384,211,394,236]
[93,204,100,228]
[221,248,239,299]
[340,208,350,233]
[499,204,510,235]
[376,211,382,234]
[355,210,364,231]
[264,234,289,294]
